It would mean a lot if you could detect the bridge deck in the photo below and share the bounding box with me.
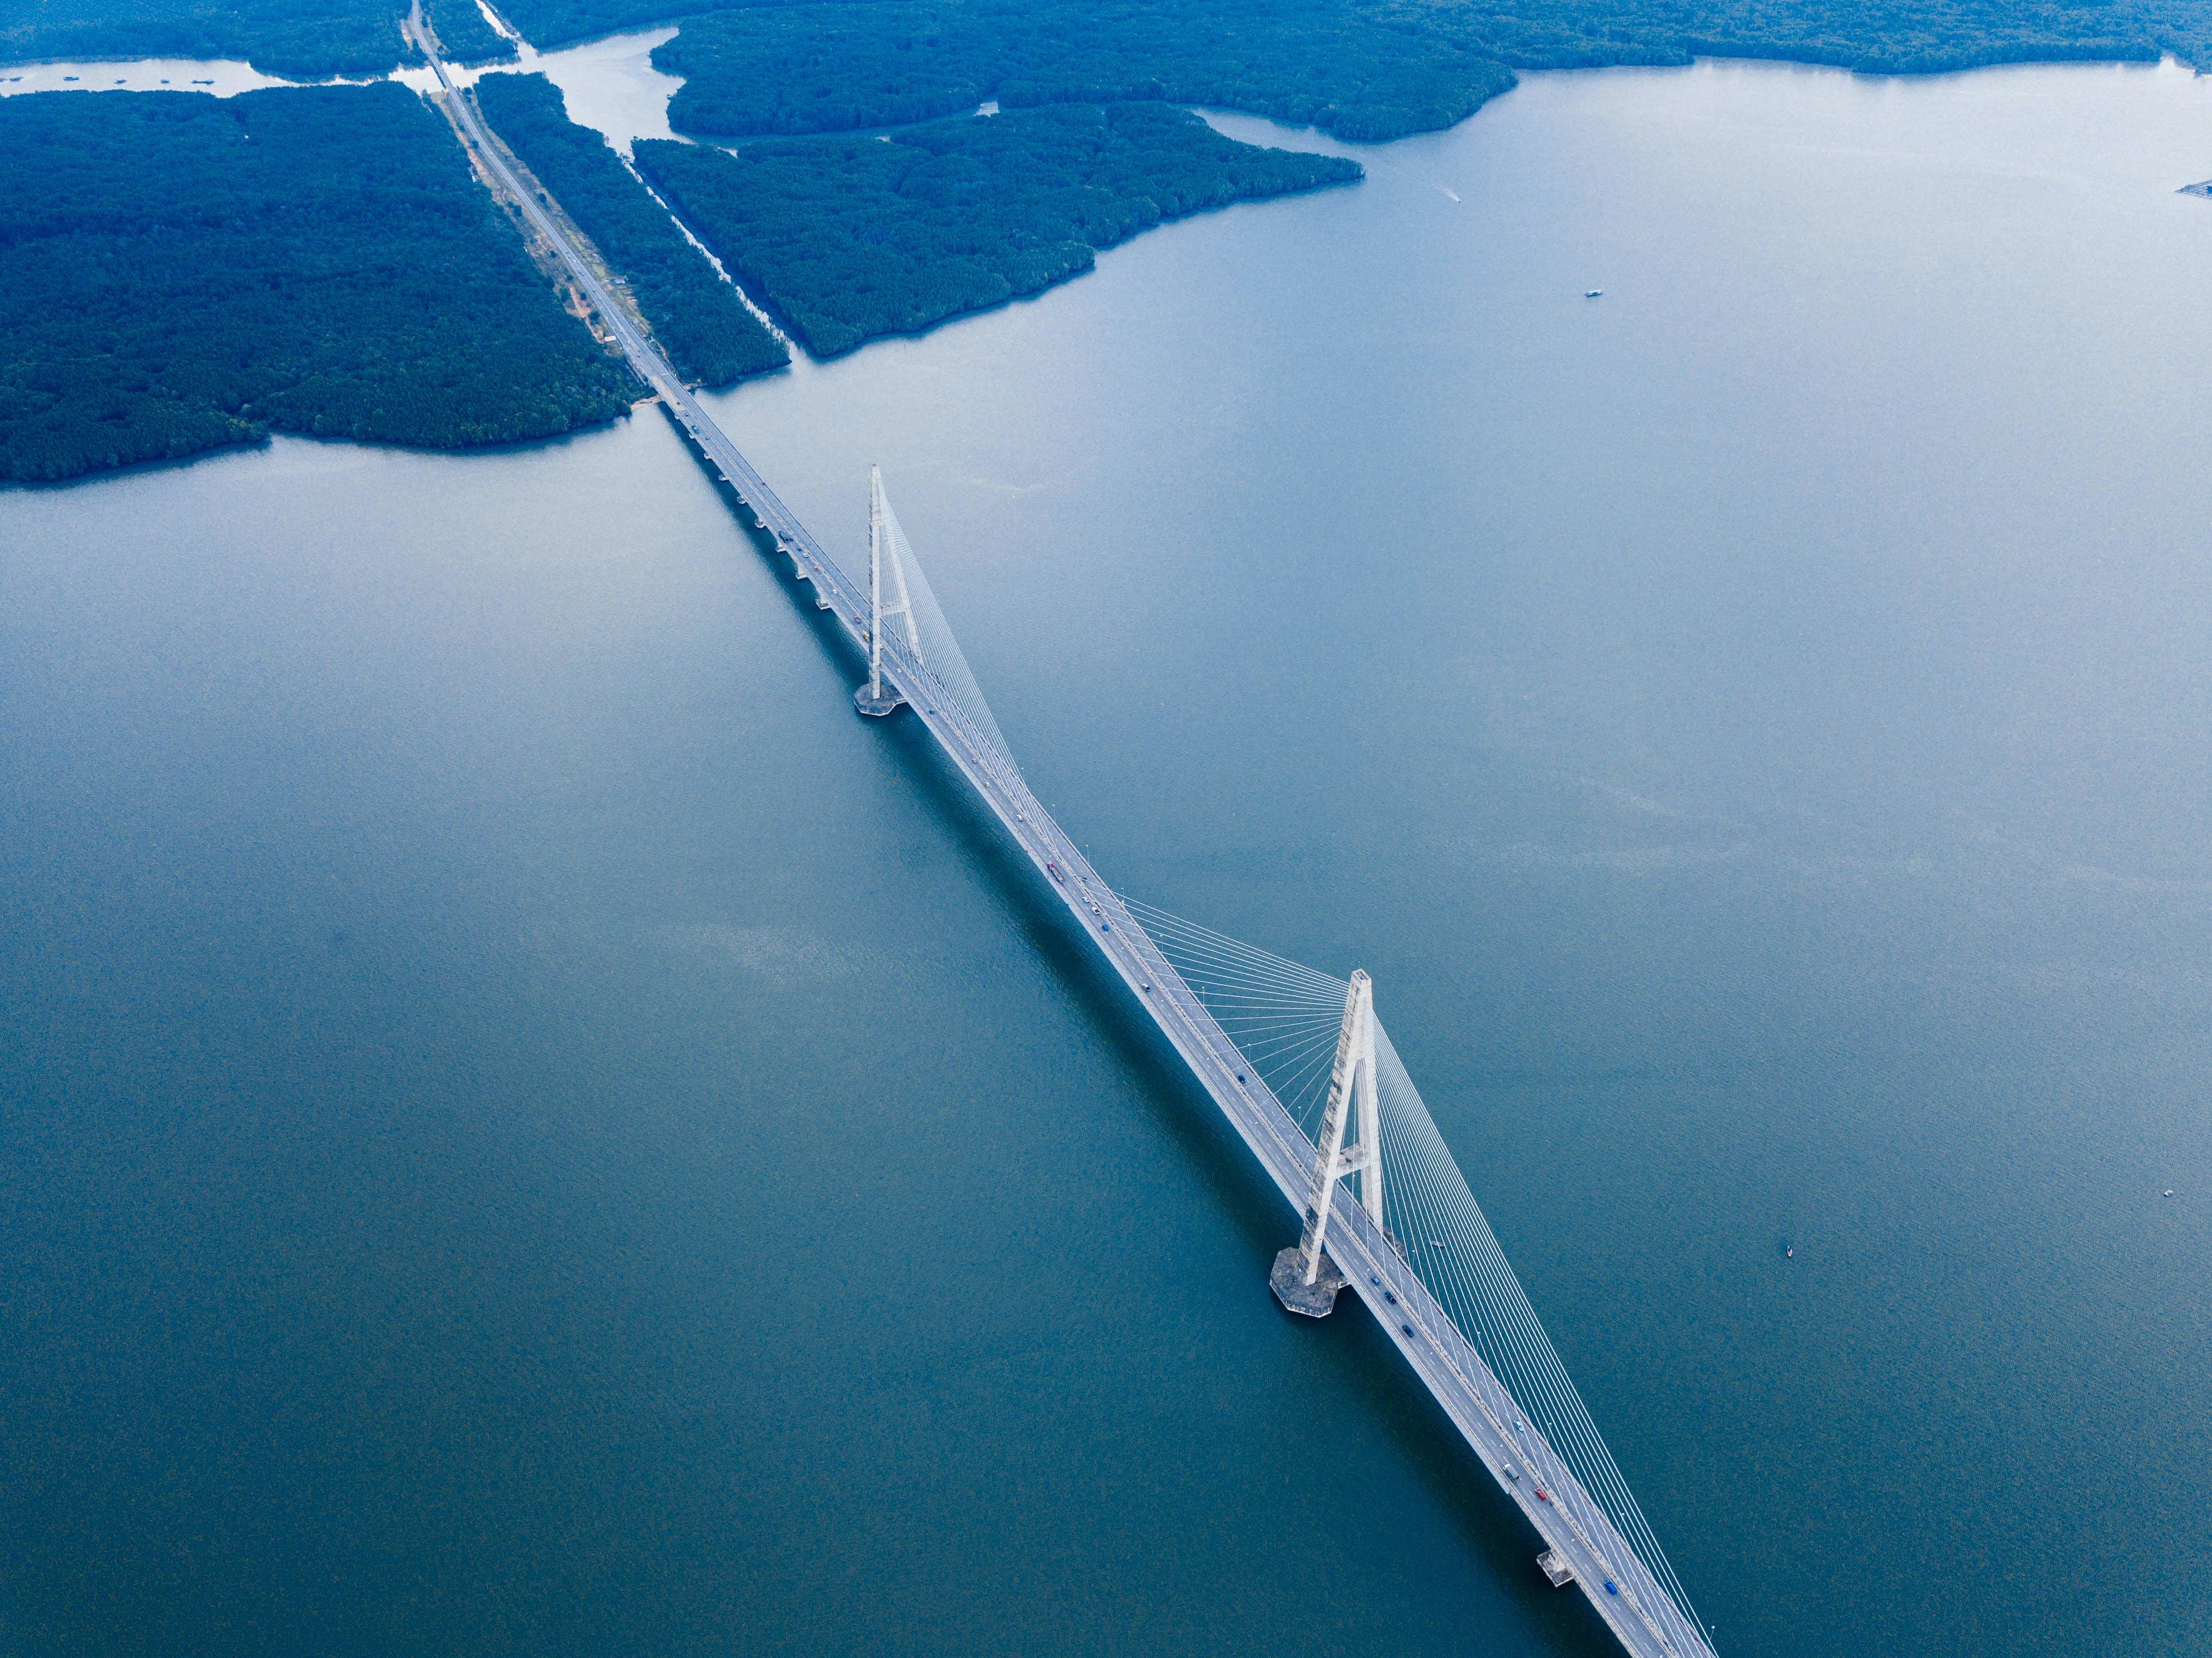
[415,30,1714,1657]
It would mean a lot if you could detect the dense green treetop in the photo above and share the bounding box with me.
[633,101,1360,357]
[562,0,2212,143]
[0,82,633,484]
[8,0,2209,124]
[652,0,1513,141]
[1415,0,2210,75]
[420,0,515,66]
[0,0,510,80]
[474,70,787,384]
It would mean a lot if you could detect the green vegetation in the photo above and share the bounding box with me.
[652,0,1512,142]
[6,0,2205,482]
[0,0,511,80]
[0,83,634,485]
[1424,0,2199,77]
[5,0,2205,117]
[633,101,1359,357]
[421,0,516,66]
[474,70,786,384]
[6,0,2203,117]
[613,0,2212,144]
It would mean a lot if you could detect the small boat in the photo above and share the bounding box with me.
[1785,1246,1794,1258]
[1584,289,1603,299]
[2165,1189,2176,1198]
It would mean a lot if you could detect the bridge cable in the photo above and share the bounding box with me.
[1115,896,1710,1642]
[871,481,1020,774]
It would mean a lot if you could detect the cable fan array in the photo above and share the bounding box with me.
[871,478,1020,774]
[1118,896,1707,1643]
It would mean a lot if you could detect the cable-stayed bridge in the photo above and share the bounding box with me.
[416,27,1718,1656]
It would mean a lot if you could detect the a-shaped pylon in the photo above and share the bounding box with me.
[1271,969,1383,1316]
[854,463,916,717]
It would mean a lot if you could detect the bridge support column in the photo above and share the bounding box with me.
[1272,969,1383,1317]
[854,463,913,717]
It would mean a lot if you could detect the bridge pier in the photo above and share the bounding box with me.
[1269,1245,1347,1316]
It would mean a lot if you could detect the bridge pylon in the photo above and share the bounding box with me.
[855,463,914,717]
[1272,969,1384,1317]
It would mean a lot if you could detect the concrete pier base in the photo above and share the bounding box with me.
[1271,1245,1348,1317]
[854,685,906,717]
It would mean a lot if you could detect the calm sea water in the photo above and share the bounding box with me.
[6,57,2211,1658]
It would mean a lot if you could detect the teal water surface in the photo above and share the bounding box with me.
[4,57,2211,1658]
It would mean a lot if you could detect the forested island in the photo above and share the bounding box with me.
[652,0,1510,142]
[473,71,786,386]
[0,83,633,484]
[633,102,1359,357]
[0,0,509,80]
[601,0,2212,144]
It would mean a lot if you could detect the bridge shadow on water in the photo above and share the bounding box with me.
[683,431,1622,1658]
